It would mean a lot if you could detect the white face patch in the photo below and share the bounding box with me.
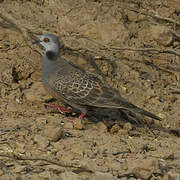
[39,36,59,53]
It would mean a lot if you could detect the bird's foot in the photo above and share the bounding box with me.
[64,111,87,124]
[78,111,87,119]
[44,103,72,114]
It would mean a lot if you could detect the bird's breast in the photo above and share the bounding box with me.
[43,82,65,102]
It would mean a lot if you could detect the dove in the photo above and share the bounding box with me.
[33,34,162,121]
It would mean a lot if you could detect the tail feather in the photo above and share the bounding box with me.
[91,90,162,121]
[117,96,162,121]
[134,107,162,121]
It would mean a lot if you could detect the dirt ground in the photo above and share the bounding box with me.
[0,0,180,179]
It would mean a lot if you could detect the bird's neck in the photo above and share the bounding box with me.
[42,50,60,83]
[45,51,59,61]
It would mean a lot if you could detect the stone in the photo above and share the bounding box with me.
[123,123,132,131]
[110,124,120,134]
[63,121,73,129]
[34,134,49,148]
[42,125,63,142]
[16,142,26,154]
[73,118,84,130]
[151,25,173,46]
[118,129,129,136]
[132,159,158,179]
[14,165,26,173]
[96,122,107,133]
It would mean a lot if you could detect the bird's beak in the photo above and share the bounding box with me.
[32,40,41,44]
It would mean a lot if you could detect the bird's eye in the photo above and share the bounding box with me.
[43,38,49,43]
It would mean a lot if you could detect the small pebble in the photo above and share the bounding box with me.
[110,124,120,134]
[123,123,132,131]
[73,118,84,130]
[42,125,63,142]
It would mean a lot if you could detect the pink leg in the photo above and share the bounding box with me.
[63,111,87,123]
[44,103,72,113]
[78,111,87,119]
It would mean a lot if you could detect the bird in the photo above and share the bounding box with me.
[32,33,162,121]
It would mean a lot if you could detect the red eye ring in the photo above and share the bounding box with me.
[43,37,49,43]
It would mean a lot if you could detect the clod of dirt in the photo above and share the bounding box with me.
[73,118,84,130]
[151,25,173,46]
[15,142,26,154]
[42,125,63,142]
[132,159,158,179]
[123,122,132,131]
[34,134,50,148]
[14,165,27,173]
[110,124,120,134]
[95,122,107,133]
[117,129,129,136]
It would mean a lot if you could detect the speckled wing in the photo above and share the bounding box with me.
[52,68,106,107]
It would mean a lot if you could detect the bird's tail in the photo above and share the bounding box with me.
[115,95,162,121]
[132,107,162,121]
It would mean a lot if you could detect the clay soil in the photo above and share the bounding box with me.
[0,0,180,179]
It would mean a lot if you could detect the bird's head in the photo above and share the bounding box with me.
[33,34,61,53]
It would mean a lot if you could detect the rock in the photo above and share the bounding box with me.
[110,124,120,134]
[127,11,138,22]
[16,142,26,154]
[123,123,132,131]
[34,135,49,148]
[118,129,129,136]
[151,25,173,46]
[73,118,84,130]
[42,125,63,142]
[132,159,158,179]
[24,82,52,103]
[14,165,26,173]
[63,121,73,129]
[96,122,107,133]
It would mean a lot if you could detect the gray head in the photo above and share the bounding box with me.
[33,34,61,54]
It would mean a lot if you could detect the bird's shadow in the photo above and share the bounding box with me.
[72,107,180,138]
[45,99,179,138]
